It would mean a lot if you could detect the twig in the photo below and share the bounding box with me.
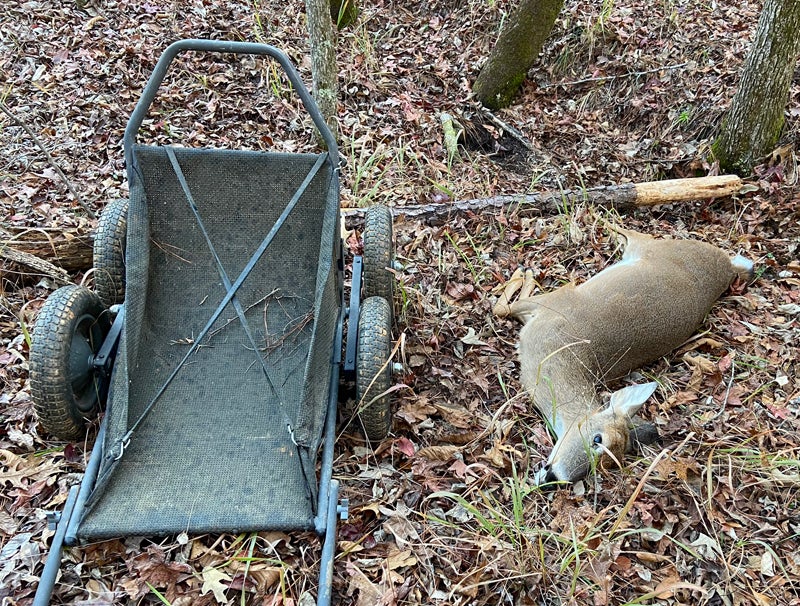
[208,288,280,340]
[709,355,736,422]
[262,310,313,356]
[541,62,688,89]
[0,101,96,219]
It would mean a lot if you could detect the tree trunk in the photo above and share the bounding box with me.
[330,0,358,29]
[473,0,564,110]
[712,0,800,175]
[305,0,339,141]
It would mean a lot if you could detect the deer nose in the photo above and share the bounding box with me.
[534,463,559,488]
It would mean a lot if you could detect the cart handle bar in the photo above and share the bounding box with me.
[123,39,339,172]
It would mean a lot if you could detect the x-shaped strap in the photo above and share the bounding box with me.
[114,149,328,457]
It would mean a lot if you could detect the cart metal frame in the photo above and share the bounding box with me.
[33,39,362,606]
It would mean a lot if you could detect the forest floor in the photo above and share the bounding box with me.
[2,0,799,604]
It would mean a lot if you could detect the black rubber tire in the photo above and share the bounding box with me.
[356,296,393,441]
[93,198,128,308]
[29,285,110,441]
[362,204,394,305]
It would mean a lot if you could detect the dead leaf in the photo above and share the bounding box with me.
[416,445,460,461]
[653,574,691,599]
[653,456,701,483]
[446,281,477,302]
[386,549,417,570]
[127,548,193,601]
[460,327,486,346]
[760,550,775,577]
[432,402,473,429]
[396,396,437,425]
[200,566,232,604]
[395,436,416,457]
[684,353,720,390]
[383,512,419,547]
[479,440,506,468]
[690,533,721,561]
[346,562,382,606]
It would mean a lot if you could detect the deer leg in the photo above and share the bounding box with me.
[494,269,556,323]
[519,268,536,298]
[492,268,526,318]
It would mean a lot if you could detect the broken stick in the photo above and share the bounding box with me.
[632,175,742,206]
[0,244,71,285]
[342,174,743,227]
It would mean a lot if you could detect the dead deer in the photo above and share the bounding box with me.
[494,227,753,485]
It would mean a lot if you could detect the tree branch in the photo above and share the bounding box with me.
[541,62,688,89]
[342,175,742,228]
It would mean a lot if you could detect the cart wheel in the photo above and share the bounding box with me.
[356,296,393,441]
[30,285,110,441]
[93,198,128,308]
[362,204,394,305]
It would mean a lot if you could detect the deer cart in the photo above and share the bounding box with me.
[29,39,395,606]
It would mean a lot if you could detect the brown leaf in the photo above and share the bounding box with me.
[652,573,682,599]
[415,445,460,461]
[345,562,382,606]
[479,440,506,468]
[395,437,416,457]
[432,402,473,429]
[386,549,417,570]
[127,548,193,600]
[684,353,720,390]
[445,281,477,302]
[395,396,437,425]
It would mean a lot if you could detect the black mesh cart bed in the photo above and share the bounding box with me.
[29,40,396,606]
[82,145,339,538]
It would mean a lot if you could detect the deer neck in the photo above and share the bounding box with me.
[518,327,601,439]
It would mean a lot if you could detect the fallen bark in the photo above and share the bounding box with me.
[342,174,743,228]
[1,229,93,272]
[0,244,71,285]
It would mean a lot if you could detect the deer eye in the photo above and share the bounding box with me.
[593,434,603,445]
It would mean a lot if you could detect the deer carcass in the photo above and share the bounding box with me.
[494,227,752,484]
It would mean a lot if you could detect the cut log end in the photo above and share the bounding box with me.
[633,175,743,206]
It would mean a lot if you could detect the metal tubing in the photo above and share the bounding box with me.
[33,485,80,606]
[65,418,108,545]
[343,255,363,375]
[315,309,343,533]
[316,479,340,606]
[124,39,339,176]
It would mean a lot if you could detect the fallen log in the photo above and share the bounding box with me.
[342,174,743,228]
[1,228,93,272]
[0,244,71,285]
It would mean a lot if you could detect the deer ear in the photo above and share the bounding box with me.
[609,382,658,418]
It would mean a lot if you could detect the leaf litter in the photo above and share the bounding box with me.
[1,0,799,604]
